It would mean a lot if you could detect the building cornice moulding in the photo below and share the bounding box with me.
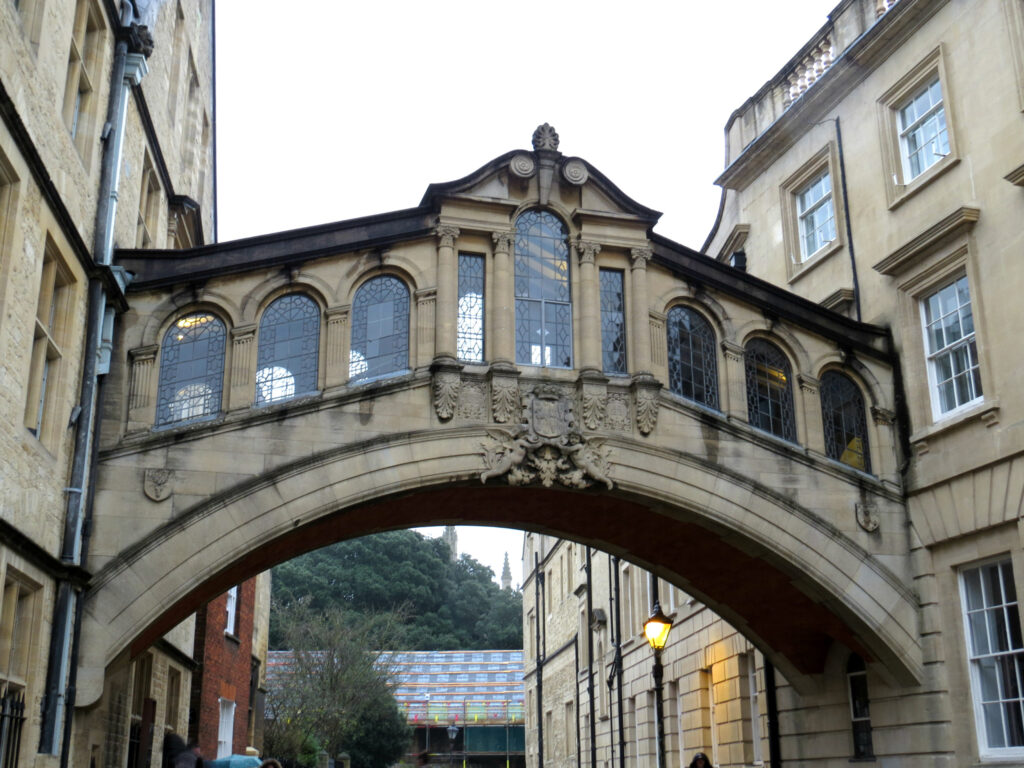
[873,205,980,276]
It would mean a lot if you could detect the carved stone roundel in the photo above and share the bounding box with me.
[510,153,536,178]
[562,158,588,186]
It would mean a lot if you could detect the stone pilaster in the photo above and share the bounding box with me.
[128,345,158,428]
[324,305,350,389]
[434,224,460,362]
[228,323,257,410]
[491,230,515,365]
[575,238,602,373]
[798,373,824,453]
[721,340,747,421]
[415,288,437,369]
[629,247,653,376]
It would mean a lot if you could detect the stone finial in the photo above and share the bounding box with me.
[532,123,560,152]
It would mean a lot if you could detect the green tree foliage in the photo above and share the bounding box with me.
[263,601,411,768]
[270,530,523,650]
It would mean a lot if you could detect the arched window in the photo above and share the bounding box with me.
[820,371,871,473]
[156,312,226,426]
[349,275,410,383]
[847,654,874,759]
[667,306,719,410]
[744,339,796,442]
[255,294,320,405]
[514,210,572,368]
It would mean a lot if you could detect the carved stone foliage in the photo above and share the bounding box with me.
[144,468,174,502]
[480,385,613,490]
[580,390,606,431]
[633,378,662,436]
[532,123,560,151]
[433,369,461,421]
[491,378,520,424]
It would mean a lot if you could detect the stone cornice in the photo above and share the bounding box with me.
[873,206,980,276]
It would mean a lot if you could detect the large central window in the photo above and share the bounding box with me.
[514,211,572,368]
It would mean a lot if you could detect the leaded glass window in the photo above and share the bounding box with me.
[820,371,871,472]
[600,269,626,374]
[667,306,719,410]
[156,312,226,426]
[961,559,1024,755]
[847,655,874,759]
[255,294,320,404]
[514,210,572,368]
[744,339,796,442]
[458,253,484,363]
[349,275,409,382]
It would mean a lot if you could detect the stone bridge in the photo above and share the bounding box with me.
[80,126,917,707]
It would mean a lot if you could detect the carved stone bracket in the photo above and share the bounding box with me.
[480,384,613,490]
[721,340,745,363]
[431,357,463,421]
[871,406,896,426]
[577,371,608,431]
[855,502,880,533]
[632,376,662,436]
[798,373,819,395]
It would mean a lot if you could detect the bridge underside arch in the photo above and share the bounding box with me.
[79,429,921,705]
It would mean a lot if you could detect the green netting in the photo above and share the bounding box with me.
[464,725,525,753]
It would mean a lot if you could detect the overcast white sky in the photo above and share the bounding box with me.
[214,0,838,587]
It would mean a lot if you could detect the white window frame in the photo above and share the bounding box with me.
[897,76,949,183]
[217,697,236,758]
[225,585,238,636]
[920,274,982,419]
[960,558,1024,758]
[796,170,836,261]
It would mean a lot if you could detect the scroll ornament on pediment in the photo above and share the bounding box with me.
[480,385,613,490]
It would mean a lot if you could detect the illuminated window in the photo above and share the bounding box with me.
[744,339,796,442]
[156,313,226,426]
[667,306,718,410]
[349,276,409,382]
[255,294,320,404]
[820,371,870,472]
[514,211,572,368]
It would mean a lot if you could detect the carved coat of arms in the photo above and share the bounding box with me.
[144,468,174,502]
[480,385,613,490]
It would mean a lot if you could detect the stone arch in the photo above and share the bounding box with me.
[738,323,812,375]
[662,291,735,342]
[240,272,332,323]
[345,263,419,306]
[78,427,922,706]
[137,290,242,350]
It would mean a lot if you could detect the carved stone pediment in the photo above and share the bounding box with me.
[480,385,613,490]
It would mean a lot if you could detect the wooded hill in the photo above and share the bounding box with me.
[270,529,523,650]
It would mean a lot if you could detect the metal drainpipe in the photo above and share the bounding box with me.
[764,659,782,768]
[612,556,624,768]
[41,1,148,761]
[833,116,862,322]
[535,553,544,768]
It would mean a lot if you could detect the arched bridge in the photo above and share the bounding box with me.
[81,126,917,707]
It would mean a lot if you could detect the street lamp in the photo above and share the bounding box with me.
[446,724,460,765]
[644,600,673,768]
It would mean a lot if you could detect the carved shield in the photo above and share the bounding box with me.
[144,468,174,502]
[530,393,569,439]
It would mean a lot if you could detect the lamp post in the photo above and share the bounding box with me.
[447,724,460,765]
[644,600,673,768]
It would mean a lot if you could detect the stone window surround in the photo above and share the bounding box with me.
[876,45,960,210]
[780,143,845,283]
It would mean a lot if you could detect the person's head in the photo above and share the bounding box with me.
[690,753,710,768]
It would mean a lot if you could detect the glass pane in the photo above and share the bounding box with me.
[157,313,226,426]
[985,703,1006,748]
[457,253,485,363]
[350,276,409,382]
[255,294,320,404]
[514,211,572,368]
[971,611,991,655]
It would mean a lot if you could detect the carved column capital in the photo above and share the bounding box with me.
[630,247,653,270]
[798,373,819,395]
[871,406,896,426]
[436,224,461,248]
[230,323,257,342]
[721,340,745,362]
[492,230,514,253]
[575,239,602,265]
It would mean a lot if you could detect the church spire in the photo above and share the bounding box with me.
[501,552,512,590]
